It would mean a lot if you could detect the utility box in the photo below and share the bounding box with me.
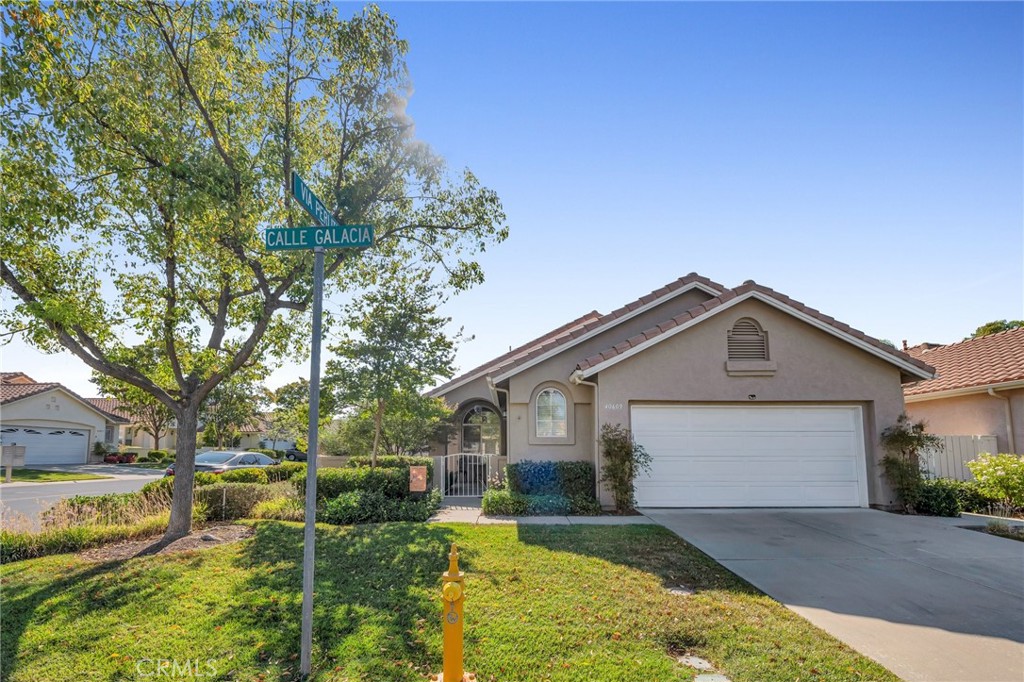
[1,445,26,483]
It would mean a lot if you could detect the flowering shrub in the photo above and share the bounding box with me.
[966,453,1024,511]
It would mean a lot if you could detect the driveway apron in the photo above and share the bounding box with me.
[643,508,1024,682]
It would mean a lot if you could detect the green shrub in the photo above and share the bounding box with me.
[319,489,441,525]
[916,479,961,517]
[292,466,411,500]
[526,494,570,515]
[967,453,1024,510]
[1,516,170,563]
[599,424,651,513]
[140,472,219,498]
[220,468,270,484]
[194,483,279,521]
[880,415,942,512]
[266,461,305,483]
[249,448,279,458]
[945,479,999,513]
[568,494,603,515]
[148,449,169,460]
[252,496,305,522]
[505,461,596,501]
[347,455,433,480]
[481,489,530,516]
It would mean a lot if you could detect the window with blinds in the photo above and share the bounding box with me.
[536,388,568,438]
[727,318,769,361]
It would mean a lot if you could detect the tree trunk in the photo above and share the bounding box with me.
[153,429,161,451]
[165,407,198,541]
[371,398,384,468]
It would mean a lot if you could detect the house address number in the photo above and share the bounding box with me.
[603,403,624,411]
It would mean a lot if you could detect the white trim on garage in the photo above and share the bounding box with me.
[630,404,868,508]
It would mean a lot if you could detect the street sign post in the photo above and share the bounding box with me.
[274,172,374,680]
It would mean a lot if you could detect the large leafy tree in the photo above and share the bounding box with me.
[326,267,459,466]
[1,2,506,539]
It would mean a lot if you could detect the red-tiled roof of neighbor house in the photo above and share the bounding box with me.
[85,398,135,421]
[426,309,605,396]
[903,327,1024,397]
[575,280,935,380]
[0,372,37,385]
[0,381,60,404]
[0,378,131,422]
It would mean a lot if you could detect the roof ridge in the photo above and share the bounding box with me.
[577,282,935,378]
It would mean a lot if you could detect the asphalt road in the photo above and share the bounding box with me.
[0,468,165,528]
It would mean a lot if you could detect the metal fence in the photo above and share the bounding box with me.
[922,435,998,481]
[438,453,502,497]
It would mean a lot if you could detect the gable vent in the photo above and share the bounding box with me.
[728,318,769,361]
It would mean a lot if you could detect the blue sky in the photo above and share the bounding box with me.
[4,1,1022,396]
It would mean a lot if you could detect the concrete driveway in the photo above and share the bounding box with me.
[643,508,1024,682]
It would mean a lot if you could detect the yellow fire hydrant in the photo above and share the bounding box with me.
[433,543,475,682]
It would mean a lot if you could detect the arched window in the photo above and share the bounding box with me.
[462,406,501,455]
[535,388,568,438]
[728,318,769,361]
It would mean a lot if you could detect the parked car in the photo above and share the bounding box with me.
[164,451,279,476]
[283,448,307,462]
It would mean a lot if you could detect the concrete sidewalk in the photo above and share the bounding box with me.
[428,498,653,525]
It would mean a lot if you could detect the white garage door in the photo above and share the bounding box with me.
[0,426,89,465]
[631,405,867,507]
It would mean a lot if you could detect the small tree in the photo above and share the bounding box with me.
[969,320,1024,339]
[92,374,175,452]
[338,391,454,456]
[326,269,459,466]
[880,414,942,513]
[599,423,652,513]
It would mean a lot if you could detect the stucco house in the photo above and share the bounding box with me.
[904,328,1024,455]
[428,273,935,509]
[0,373,127,464]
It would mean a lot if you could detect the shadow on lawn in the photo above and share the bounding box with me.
[233,521,460,681]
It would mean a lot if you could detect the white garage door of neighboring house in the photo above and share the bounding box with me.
[631,405,867,508]
[0,426,90,465]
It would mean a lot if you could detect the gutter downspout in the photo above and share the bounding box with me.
[987,388,1016,453]
[570,370,601,500]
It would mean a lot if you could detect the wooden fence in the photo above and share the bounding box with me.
[921,435,998,481]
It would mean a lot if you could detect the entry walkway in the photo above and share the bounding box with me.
[429,497,653,525]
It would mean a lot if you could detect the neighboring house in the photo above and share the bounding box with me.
[0,373,128,465]
[904,328,1024,454]
[85,398,180,453]
[428,273,935,509]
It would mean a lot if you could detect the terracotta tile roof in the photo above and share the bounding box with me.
[1,372,36,385]
[576,280,935,380]
[903,327,1024,397]
[426,309,604,396]
[85,398,135,421]
[428,272,727,396]
[0,381,60,404]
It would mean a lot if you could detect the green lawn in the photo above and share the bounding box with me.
[0,469,110,484]
[0,522,897,682]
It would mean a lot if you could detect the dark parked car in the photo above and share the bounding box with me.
[164,451,279,476]
[283,448,307,462]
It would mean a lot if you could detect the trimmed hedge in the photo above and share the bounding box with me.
[220,468,270,485]
[140,472,219,497]
[916,479,961,517]
[293,466,421,501]
[506,460,595,499]
[148,449,169,460]
[347,455,433,479]
[248,448,279,458]
[481,489,602,516]
[266,461,305,483]
[320,489,441,525]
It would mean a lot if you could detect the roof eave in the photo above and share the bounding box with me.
[904,379,1024,402]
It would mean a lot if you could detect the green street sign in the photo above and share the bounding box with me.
[291,171,341,228]
[264,225,374,251]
